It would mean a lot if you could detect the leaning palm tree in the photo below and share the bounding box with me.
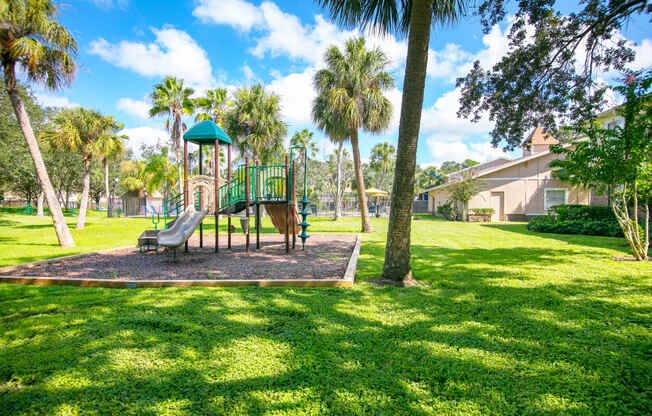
[194,88,230,127]
[149,76,195,196]
[0,0,77,246]
[91,129,126,217]
[313,37,393,233]
[312,94,349,220]
[225,84,287,163]
[43,108,120,230]
[317,0,468,282]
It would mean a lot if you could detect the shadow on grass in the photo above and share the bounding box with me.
[481,222,630,252]
[1,240,650,414]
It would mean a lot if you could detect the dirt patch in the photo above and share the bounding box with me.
[8,234,357,281]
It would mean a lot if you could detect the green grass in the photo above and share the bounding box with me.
[1,213,651,415]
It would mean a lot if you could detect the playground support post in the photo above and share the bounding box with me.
[227,144,232,250]
[245,157,250,254]
[199,144,203,248]
[215,139,219,253]
[292,157,296,249]
[184,139,189,253]
[256,203,260,249]
[285,155,290,254]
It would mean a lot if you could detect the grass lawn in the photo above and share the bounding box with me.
[1,212,651,415]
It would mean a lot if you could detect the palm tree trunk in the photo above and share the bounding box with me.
[172,119,184,197]
[37,191,44,216]
[3,65,74,246]
[350,129,372,232]
[335,141,343,220]
[76,157,91,230]
[104,157,110,216]
[382,0,432,282]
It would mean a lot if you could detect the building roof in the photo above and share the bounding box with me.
[183,120,232,145]
[521,125,559,148]
[424,143,573,193]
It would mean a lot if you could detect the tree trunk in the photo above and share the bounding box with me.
[172,118,184,197]
[104,157,110,216]
[3,64,74,246]
[381,0,432,282]
[37,191,44,216]
[350,129,372,232]
[335,141,343,220]
[76,157,91,230]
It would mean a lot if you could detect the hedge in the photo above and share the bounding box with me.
[527,216,623,237]
[552,204,615,222]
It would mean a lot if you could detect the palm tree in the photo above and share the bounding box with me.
[0,0,77,246]
[369,142,396,191]
[43,108,120,229]
[225,84,287,163]
[194,88,230,126]
[149,76,194,196]
[91,130,126,217]
[290,129,319,159]
[312,94,349,220]
[318,0,468,282]
[313,37,393,233]
[144,147,177,201]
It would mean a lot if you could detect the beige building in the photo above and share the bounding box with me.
[426,126,609,221]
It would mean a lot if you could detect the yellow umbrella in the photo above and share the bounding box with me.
[365,188,389,197]
[365,188,389,217]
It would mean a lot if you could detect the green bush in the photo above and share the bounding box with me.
[552,204,615,222]
[527,215,623,237]
[437,202,456,221]
[470,208,495,215]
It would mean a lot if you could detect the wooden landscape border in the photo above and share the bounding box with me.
[0,235,361,289]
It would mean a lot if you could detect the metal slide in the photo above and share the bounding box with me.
[157,206,207,249]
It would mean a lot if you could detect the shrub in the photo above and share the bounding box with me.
[470,208,495,215]
[437,202,456,221]
[552,204,615,222]
[527,215,623,237]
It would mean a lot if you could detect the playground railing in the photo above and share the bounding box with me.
[216,163,292,212]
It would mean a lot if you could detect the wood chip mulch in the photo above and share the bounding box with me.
[7,234,357,281]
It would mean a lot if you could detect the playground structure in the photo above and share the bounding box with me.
[141,120,310,259]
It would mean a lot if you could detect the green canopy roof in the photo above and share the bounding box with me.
[183,120,232,145]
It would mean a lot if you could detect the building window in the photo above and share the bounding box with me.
[545,188,567,211]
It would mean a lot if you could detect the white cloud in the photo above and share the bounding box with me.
[89,27,215,91]
[242,64,256,84]
[116,96,150,120]
[34,93,79,108]
[192,0,263,32]
[268,67,317,126]
[119,127,170,155]
[420,89,492,137]
[426,137,511,165]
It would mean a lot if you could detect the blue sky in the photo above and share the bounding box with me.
[34,0,651,165]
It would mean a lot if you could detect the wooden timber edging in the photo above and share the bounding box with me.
[0,235,362,289]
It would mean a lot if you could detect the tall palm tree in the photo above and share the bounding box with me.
[43,108,119,230]
[91,129,126,217]
[318,0,468,282]
[312,94,349,220]
[225,84,287,163]
[1,0,77,246]
[194,88,230,126]
[149,76,194,196]
[313,37,393,233]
